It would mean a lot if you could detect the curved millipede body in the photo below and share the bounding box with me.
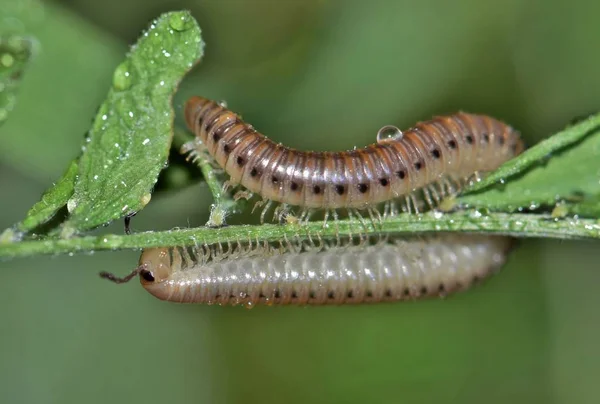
[184,96,524,211]
[134,234,513,306]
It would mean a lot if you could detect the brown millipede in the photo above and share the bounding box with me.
[183,96,524,221]
[101,234,513,306]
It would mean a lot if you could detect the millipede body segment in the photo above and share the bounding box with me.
[184,96,524,211]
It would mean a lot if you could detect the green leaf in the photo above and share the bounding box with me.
[458,113,600,211]
[0,34,36,125]
[16,159,78,233]
[61,11,204,235]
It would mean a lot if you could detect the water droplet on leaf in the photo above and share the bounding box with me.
[168,12,193,31]
[112,61,132,91]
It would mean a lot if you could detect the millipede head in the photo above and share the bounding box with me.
[137,247,172,286]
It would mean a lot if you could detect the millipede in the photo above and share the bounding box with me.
[101,97,524,305]
[101,234,513,306]
[182,96,524,222]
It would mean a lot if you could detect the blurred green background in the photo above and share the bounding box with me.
[1,0,599,403]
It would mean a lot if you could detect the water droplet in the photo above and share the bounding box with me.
[67,198,77,213]
[376,125,403,143]
[140,193,152,206]
[0,52,14,68]
[112,61,132,91]
[142,138,150,145]
[168,13,193,31]
[469,210,482,218]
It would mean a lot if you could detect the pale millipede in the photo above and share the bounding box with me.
[183,96,524,221]
[101,234,513,306]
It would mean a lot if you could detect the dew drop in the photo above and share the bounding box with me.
[168,13,193,31]
[140,193,152,206]
[376,125,403,143]
[0,52,14,68]
[112,61,132,91]
[67,198,77,213]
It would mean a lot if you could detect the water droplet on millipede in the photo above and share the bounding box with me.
[376,125,403,143]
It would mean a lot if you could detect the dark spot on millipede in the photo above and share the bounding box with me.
[420,286,428,295]
[385,289,392,297]
[309,291,316,299]
[215,293,221,298]
[140,270,155,282]
[379,178,389,186]
[482,133,490,143]
[347,290,354,298]
[414,161,422,170]
[291,290,298,298]
[366,291,373,298]
[328,291,335,299]
[271,176,279,184]
[290,182,299,191]
[274,290,281,298]
[511,143,518,152]
[313,185,321,194]
[431,149,441,159]
[250,167,259,177]
[466,135,474,144]
[335,184,345,195]
[403,288,410,296]
[448,140,457,149]
[236,156,245,166]
[259,292,266,298]
[396,170,406,179]
[498,136,505,145]
[438,284,445,292]
[212,133,220,142]
[358,183,369,193]
[472,275,480,284]
[223,143,231,154]
[229,294,236,299]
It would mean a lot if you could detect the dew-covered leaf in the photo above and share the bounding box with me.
[16,159,78,233]
[62,11,204,234]
[0,34,36,125]
[458,113,600,211]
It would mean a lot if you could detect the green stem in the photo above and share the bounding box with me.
[174,127,238,226]
[1,211,598,259]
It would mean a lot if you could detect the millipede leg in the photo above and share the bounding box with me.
[259,200,274,224]
[234,190,253,201]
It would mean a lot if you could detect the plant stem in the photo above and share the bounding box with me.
[1,211,598,259]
